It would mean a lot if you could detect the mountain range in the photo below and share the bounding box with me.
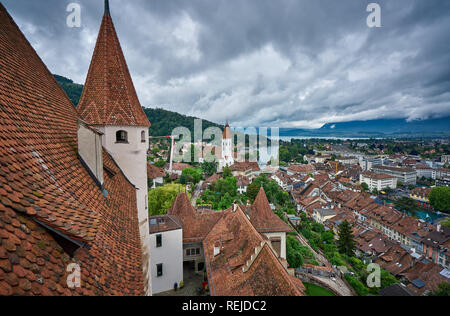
[54,74,450,138]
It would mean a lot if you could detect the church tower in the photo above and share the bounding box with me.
[219,122,234,171]
[77,0,152,295]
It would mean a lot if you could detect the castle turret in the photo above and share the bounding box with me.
[77,0,151,295]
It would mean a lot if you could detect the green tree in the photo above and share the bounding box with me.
[428,282,450,296]
[337,220,356,257]
[441,217,450,228]
[180,168,203,185]
[154,160,166,168]
[429,187,450,213]
[201,161,218,176]
[148,184,189,216]
[361,183,369,192]
[222,166,232,178]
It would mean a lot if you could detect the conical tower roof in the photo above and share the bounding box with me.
[78,0,150,127]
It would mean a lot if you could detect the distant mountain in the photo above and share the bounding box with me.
[280,117,450,138]
[53,74,83,106]
[54,74,223,137]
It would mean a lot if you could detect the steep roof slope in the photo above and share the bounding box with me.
[203,207,304,296]
[77,7,150,127]
[167,193,224,243]
[249,188,294,233]
[0,3,143,295]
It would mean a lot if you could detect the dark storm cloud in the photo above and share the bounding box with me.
[3,0,450,128]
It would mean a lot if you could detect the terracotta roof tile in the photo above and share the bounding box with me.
[0,3,144,295]
[77,11,150,127]
[249,188,293,233]
[203,208,304,296]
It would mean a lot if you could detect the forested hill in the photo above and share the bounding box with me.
[54,74,223,137]
[144,108,224,137]
[53,74,83,106]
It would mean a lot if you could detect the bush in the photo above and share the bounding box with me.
[345,274,369,296]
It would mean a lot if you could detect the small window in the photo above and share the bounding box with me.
[141,130,146,143]
[157,264,163,277]
[116,130,128,143]
[156,234,162,248]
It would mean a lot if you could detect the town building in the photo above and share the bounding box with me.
[166,188,302,296]
[409,187,432,208]
[414,164,433,179]
[236,175,250,194]
[149,215,183,295]
[312,209,337,225]
[372,165,417,186]
[336,156,359,166]
[148,164,165,188]
[360,171,398,191]
[76,0,152,292]
[0,1,146,295]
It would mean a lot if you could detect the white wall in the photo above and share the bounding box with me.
[264,232,286,259]
[149,229,183,295]
[96,125,152,295]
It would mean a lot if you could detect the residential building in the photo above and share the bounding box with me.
[442,155,450,164]
[230,161,261,179]
[336,156,359,166]
[148,164,165,188]
[372,165,417,186]
[409,187,431,208]
[167,188,303,296]
[360,171,398,191]
[149,215,183,295]
[313,208,337,224]
[236,175,250,194]
[414,164,433,179]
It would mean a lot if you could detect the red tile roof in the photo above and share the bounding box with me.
[203,207,304,296]
[147,164,165,179]
[77,10,150,127]
[167,193,224,243]
[248,188,294,233]
[0,3,144,295]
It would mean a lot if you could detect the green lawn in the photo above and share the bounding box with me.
[303,282,336,297]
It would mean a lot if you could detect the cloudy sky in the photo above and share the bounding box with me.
[3,0,450,128]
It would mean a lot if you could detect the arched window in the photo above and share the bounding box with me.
[141,130,146,143]
[116,130,128,143]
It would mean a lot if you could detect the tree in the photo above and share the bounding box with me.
[429,187,450,213]
[154,160,166,169]
[180,168,203,185]
[246,182,261,202]
[337,220,356,257]
[148,184,189,216]
[201,161,218,176]
[428,282,450,296]
[441,217,450,228]
[222,166,232,178]
[361,182,369,192]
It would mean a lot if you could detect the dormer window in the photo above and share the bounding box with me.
[141,130,146,143]
[116,130,128,143]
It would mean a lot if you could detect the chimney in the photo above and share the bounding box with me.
[77,120,104,189]
[246,200,251,217]
[213,241,222,257]
[437,224,442,233]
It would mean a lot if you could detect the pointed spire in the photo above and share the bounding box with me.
[78,2,150,127]
[104,0,110,15]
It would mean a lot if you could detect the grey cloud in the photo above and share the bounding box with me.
[3,0,450,128]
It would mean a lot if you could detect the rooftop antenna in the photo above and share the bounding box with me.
[104,0,110,15]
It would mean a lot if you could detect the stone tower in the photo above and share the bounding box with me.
[77,0,152,295]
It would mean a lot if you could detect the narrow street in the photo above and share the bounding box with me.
[191,181,204,207]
